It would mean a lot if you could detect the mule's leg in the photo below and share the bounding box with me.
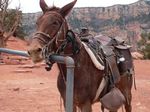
[101,105,104,112]
[121,73,133,112]
[124,101,132,112]
[57,73,77,112]
[80,101,92,112]
[124,90,132,112]
[124,73,133,112]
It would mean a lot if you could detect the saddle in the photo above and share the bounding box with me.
[84,37,133,111]
[85,39,121,84]
[75,31,133,110]
[108,38,133,74]
[100,38,133,111]
[81,35,133,82]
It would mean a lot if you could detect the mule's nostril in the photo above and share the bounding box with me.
[37,48,42,52]
[27,51,31,55]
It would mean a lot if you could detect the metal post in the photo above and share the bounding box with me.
[0,48,75,112]
[50,55,75,112]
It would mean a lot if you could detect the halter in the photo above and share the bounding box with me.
[32,12,67,53]
[32,12,81,70]
[32,31,52,44]
[31,12,68,70]
[33,12,66,44]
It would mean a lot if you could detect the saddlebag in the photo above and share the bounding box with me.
[100,87,125,111]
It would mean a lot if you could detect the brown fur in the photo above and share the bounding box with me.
[28,0,133,112]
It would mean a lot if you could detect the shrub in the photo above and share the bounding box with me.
[4,9,26,39]
[143,44,150,59]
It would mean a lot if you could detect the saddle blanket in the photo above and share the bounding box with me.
[82,42,104,70]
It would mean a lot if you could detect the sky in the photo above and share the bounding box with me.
[9,0,139,13]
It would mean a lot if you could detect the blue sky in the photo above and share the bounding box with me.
[9,0,139,13]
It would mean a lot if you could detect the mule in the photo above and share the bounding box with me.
[28,0,133,112]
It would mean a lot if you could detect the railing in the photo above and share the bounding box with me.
[0,48,75,112]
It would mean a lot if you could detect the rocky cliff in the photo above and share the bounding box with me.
[22,0,150,49]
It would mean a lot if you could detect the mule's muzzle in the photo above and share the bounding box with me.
[27,47,43,63]
[28,48,42,55]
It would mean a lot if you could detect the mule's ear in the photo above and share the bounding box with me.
[59,0,77,17]
[40,0,49,12]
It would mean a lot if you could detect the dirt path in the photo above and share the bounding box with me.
[0,60,149,112]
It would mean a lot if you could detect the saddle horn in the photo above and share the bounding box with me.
[40,0,49,12]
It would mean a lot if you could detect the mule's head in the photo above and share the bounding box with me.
[28,0,77,63]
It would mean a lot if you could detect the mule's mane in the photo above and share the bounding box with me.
[47,6,60,12]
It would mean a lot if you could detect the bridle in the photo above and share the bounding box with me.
[31,11,81,70]
[33,12,67,44]
[32,12,67,54]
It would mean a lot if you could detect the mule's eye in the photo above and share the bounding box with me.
[53,21,59,25]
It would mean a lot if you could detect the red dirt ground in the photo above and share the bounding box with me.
[0,37,150,112]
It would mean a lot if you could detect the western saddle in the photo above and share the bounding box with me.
[79,33,133,85]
